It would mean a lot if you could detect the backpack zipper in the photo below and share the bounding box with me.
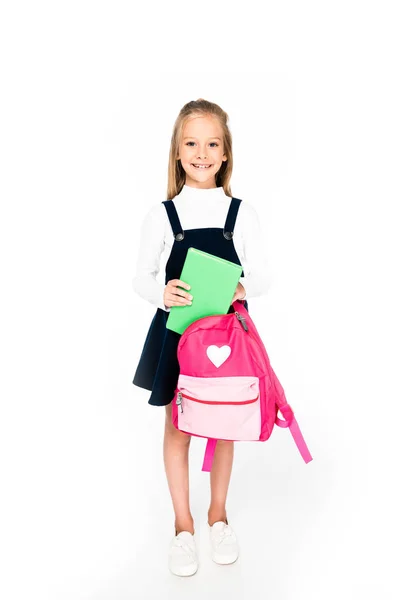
[235,311,264,347]
[235,311,248,331]
[176,391,184,413]
[176,390,259,414]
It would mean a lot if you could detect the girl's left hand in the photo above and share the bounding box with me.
[231,282,246,303]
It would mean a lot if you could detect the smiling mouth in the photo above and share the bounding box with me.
[191,163,213,169]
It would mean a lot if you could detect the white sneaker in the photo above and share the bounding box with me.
[168,530,199,577]
[209,520,239,565]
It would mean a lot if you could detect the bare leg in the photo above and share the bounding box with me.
[208,440,234,526]
[163,402,194,536]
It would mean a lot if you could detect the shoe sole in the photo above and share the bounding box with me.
[169,562,199,576]
[211,551,239,565]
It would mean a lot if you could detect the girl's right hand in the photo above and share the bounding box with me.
[163,279,193,308]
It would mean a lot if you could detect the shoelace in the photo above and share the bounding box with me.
[212,524,236,547]
[173,536,197,560]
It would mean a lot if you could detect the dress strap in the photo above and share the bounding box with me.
[223,198,242,240]
[162,200,185,241]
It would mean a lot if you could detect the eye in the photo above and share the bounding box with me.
[185,141,219,147]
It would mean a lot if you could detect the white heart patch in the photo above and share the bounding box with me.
[206,345,231,368]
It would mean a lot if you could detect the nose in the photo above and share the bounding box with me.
[196,146,207,160]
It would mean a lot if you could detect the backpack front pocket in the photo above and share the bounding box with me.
[175,374,261,441]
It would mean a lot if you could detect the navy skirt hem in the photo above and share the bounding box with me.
[132,301,249,407]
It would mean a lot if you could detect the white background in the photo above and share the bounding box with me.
[1,1,399,599]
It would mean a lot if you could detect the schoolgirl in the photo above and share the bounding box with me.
[132,98,271,576]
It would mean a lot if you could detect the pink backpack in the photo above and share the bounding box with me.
[172,299,313,471]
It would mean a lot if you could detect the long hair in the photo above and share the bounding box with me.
[166,99,233,200]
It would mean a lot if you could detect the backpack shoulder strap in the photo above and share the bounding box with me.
[201,438,218,472]
[275,405,313,463]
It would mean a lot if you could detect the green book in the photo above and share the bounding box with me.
[166,247,243,335]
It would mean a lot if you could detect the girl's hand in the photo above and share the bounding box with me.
[231,282,246,303]
[164,279,193,308]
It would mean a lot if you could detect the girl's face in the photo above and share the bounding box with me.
[177,115,227,188]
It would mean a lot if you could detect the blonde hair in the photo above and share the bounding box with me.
[166,98,233,200]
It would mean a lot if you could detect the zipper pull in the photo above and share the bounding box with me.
[235,311,249,331]
[176,391,184,413]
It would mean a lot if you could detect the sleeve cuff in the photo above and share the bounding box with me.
[158,285,170,312]
[239,274,271,299]
[239,277,247,299]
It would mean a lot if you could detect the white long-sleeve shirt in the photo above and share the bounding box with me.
[132,184,272,312]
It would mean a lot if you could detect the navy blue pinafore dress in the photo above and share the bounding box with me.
[132,196,249,406]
